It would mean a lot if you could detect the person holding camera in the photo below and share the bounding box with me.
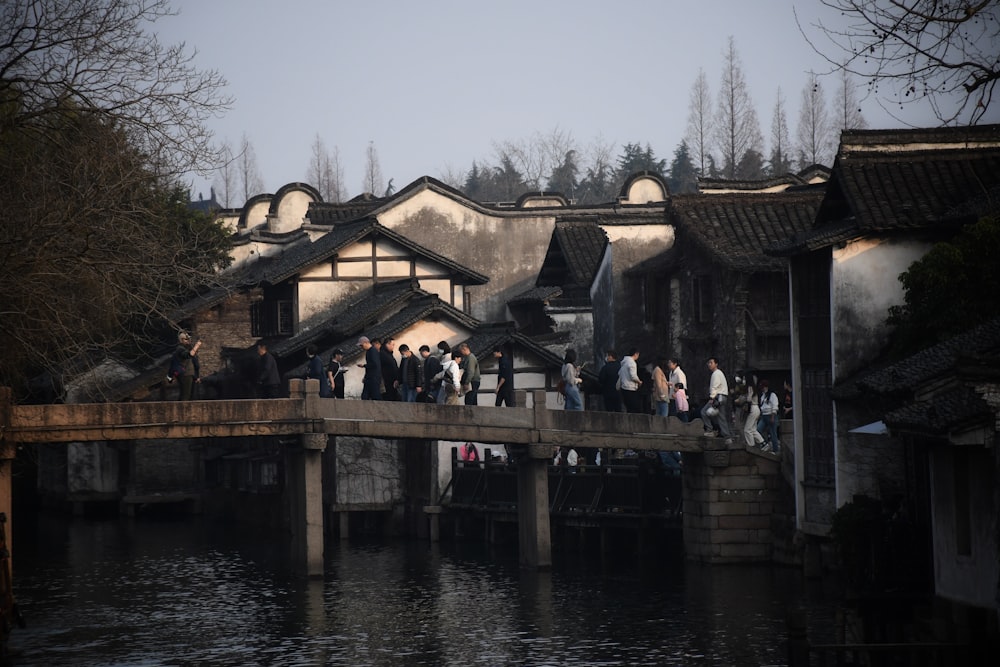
[169,331,202,401]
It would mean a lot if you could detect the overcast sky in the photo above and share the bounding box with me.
[157,0,997,202]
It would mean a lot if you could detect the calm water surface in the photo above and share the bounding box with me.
[7,514,841,666]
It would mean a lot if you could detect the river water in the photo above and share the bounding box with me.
[7,514,842,666]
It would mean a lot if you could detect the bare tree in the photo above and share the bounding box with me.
[239,133,265,202]
[436,163,466,190]
[0,0,231,175]
[362,140,385,195]
[713,37,764,179]
[308,134,345,202]
[0,0,233,399]
[770,88,794,176]
[802,1,1000,124]
[213,140,236,208]
[797,72,834,167]
[686,68,714,175]
[835,68,868,132]
[492,128,576,192]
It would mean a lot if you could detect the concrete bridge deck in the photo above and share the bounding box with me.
[5,384,712,452]
[2,382,767,578]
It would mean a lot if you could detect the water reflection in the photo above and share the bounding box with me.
[8,515,839,666]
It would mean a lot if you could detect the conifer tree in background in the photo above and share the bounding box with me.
[616,143,667,182]
[835,69,868,133]
[685,69,714,177]
[667,141,699,194]
[796,72,833,168]
[308,134,345,203]
[769,89,794,176]
[362,140,385,196]
[713,37,764,179]
[239,133,265,202]
[547,150,580,200]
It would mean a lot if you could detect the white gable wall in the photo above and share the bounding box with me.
[830,235,934,509]
[377,188,556,323]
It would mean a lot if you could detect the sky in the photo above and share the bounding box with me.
[156,0,998,203]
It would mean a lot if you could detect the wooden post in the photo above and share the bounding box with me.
[517,390,552,569]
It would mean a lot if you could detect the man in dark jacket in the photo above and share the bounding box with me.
[398,344,422,402]
[256,340,281,398]
[493,346,515,407]
[419,344,441,403]
[598,349,623,412]
[380,337,400,401]
[358,336,381,400]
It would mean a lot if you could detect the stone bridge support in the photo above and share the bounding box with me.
[286,432,326,577]
[683,437,786,563]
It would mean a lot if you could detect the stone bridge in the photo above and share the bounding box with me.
[1,381,787,575]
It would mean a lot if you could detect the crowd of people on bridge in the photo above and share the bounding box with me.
[170,328,790,454]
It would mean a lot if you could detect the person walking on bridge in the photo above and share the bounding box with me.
[256,340,280,398]
[493,346,515,407]
[619,347,643,414]
[357,336,381,400]
[701,357,731,438]
[561,348,584,411]
[458,342,480,405]
[598,350,623,413]
[419,344,441,403]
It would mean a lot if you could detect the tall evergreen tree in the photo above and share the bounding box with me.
[686,69,714,176]
[835,68,868,132]
[667,141,699,194]
[713,37,764,179]
[547,149,580,199]
[769,88,794,176]
[796,72,833,167]
[616,142,666,182]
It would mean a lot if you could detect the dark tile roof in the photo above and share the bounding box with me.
[508,286,563,306]
[839,317,1000,399]
[306,193,384,224]
[552,222,609,287]
[882,386,992,434]
[283,290,481,376]
[269,279,421,358]
[770,124,1000,255]
[698,165,830,192]
[668,191,823,272]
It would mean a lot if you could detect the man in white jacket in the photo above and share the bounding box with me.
[701,357,732,438]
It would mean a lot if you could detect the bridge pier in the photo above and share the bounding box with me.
[513,390,556,569]
[286,380,327,577]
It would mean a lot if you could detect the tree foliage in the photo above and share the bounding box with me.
[667,141,699,194]
[887,213,1000,357]
[0,0,231,175]
[0,0,233,400]
[805,1,1000,124]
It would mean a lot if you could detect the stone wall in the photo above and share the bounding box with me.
[683,443,791,563]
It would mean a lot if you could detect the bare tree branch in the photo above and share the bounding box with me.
[799,1,1000,124]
